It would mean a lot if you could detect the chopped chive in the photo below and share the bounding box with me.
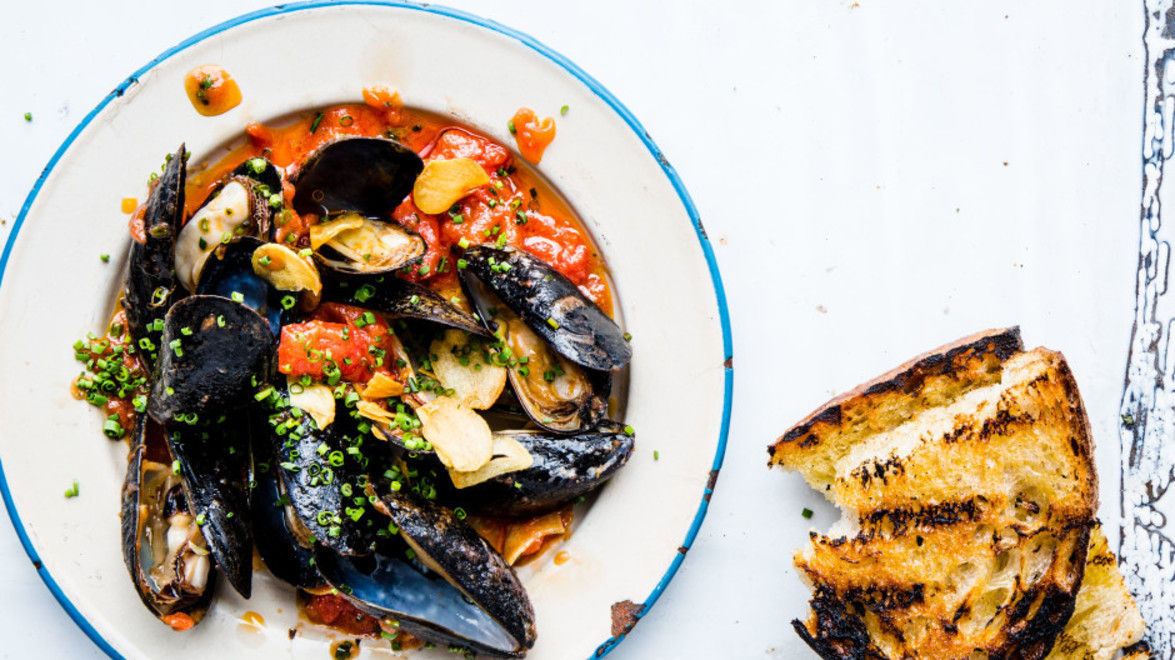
[507,120,517,134]
[310,111,324,133]
[801,508,814,519]
[560,105,569,116]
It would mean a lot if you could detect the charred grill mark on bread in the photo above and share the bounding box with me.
[769,329,1146,660]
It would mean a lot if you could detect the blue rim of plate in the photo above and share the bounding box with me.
[0,2,733,658]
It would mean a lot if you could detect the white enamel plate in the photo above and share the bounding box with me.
[0,3,731,659]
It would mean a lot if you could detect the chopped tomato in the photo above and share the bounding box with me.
[277,304,397,384]
[303,593,381,636]
[429,129,511,171]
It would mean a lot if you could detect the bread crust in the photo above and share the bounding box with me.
[770,327,1022,469]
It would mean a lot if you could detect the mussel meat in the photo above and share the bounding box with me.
[174,173,276,293]
[464,274,605,434]
[121,417,214,628]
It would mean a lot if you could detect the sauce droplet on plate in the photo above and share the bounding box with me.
[554,550,571,565]
[509,107,556,164]
[242,610,265,627]
[120,197,138,214]
[184,65,242,116]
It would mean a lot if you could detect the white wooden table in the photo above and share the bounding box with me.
[0,1,1145,658]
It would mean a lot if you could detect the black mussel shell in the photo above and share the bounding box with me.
[314,543,526,658]
[322,272,487,336]
[250,427,324,589]
[121,416,215,625]
[147,295,275,425]
[196,237,285,333]
[370,488,536,651]
[166,410,254,598]
[232,156,284,204]
[441,426,634,517]
[290,137,423,218]
[463,275,606,434]
[257,386,386,556]
[125,144,186,362]
[460,246,630,371]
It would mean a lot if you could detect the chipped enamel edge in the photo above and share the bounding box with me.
[0,2,733,659]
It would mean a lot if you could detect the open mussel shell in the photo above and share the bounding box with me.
[314,543,527,658]
[461,246,631,371]
[121,416,214,626]
[289,136,423,218]
[250,429,324,589]
[125,144,186,358]
[175,173,276,293]
[147,295,275,425]
[441,426,635,517]
[464,274,605,434]
[370,488,536,652]
[166,410,254,598]
[231,156,284,205]
[196,237,286,332]
[257,384,385,556]
[321,272,487,337]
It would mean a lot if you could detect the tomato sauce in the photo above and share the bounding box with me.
[509,107,556,164]
[184,65,242,117]
[183,99,612,312]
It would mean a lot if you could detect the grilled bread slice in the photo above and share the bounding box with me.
[771,328,1101,659]
[1045,525,1146,660]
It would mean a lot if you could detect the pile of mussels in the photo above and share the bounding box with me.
[119,137,633,656]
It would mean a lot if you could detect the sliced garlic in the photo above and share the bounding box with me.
[252,243,323,296]
[356,400,397,427]
[287,378,336,430]
[413,158,490,214]
[417,397,493,472]
[448,434,533,489]
[431,330,507,410]
[309,213,365,250]
[361,372,405,400]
